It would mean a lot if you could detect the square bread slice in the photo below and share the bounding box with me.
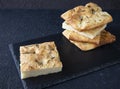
[20,42,63,79]
[62,30,116,51]
[61,2,113,31]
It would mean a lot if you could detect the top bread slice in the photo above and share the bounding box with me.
[61,2,113,31]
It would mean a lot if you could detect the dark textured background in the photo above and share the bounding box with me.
[0,0,119,9]
[0,0,120,89]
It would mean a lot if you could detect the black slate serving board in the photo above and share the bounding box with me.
[9,27,120,89]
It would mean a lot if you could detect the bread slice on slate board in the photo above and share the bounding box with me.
[62,30,116,51]
[61,2,112,31]
[20,42,63,79]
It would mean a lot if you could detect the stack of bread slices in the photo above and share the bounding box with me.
[61,2,116,51]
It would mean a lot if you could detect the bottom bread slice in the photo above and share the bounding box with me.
[20,42,63,79]
[70,41,97,51]
[62,30,116,51]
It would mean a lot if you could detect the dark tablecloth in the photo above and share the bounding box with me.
[0,9,120,89]
[0,0,120,9]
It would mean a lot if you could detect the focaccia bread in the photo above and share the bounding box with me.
[99,30,116,45]
[20,42,63,79]
[63,30,101,44]
[61,2,113,31]
[70,41,97,51]
[62,21,106,39]
[62,30,116,51]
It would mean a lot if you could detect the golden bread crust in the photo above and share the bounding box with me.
[99,30,116,45]
[20,42,62,72]
[67,30,101,44]
[62,30,116,51]
[61,2,113,31]
[70,41,97,51]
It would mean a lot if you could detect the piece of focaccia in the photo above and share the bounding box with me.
[61,2,112,31]
[62,30,116,51]
[63,30,101,44]
[20,42,63,79]
[62,22,106,39]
